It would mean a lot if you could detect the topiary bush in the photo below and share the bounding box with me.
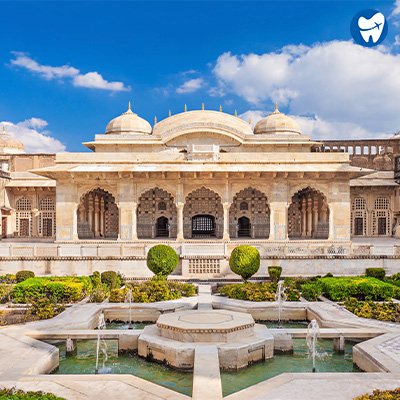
[229,245,260,281]
[268,266,282,283]
[101,271,117,290]
[89,271,101,288]
[146,245,179,277]
[16,270,35,283]
[366,268,386,281]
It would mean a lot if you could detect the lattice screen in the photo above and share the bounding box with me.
[372,197,391,236]
[351,197,367,236]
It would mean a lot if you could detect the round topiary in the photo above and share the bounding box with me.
[101,271,117,290]
[268,266,282,283]
[229,245,260,281]
[147,245,179,277]
[16,270,35,283]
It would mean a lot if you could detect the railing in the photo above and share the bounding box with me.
[0,242,399,257]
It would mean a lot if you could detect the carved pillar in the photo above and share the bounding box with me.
[132,202,138,240]
[313,196,319,236]
[94,194,100,237]
[307,196,313,237]
[176,202,184,241]
[223,202,230,241]
[100,197,105,237]
[301,197,307,237]
[88,194,94,235]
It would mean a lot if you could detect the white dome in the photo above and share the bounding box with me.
[254,106,301,135]
[0,126,25,153]
[105,105,152,135]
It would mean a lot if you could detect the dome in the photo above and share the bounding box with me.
[254,105,301,135]
[105,104,152,135]
[390,131,400,139]
[0,126,25,153]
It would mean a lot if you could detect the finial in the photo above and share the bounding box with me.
[275,102,278,111]
[235,110,237,117]
[128,101,131,110]
[155,116,157,124]
[220,105,222,112]
[2,126,5,134]
[185,104,187,112]
[169,110,171,117]
[202,103,204,110]
[249,117,252,125]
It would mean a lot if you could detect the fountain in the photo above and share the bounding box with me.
[274,281,287,328]
[306,319,320,372]
[95,313,110,374]
[126,288,133,330]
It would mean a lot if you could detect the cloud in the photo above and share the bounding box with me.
[176,78,204,94]
[395,35,400,46]
[1,119,66,153]
[212,41,400,139]
[10,52,130,92]
[391,0,400,16]
[238,110,264,128]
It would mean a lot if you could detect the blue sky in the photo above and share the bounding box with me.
[1,0,400,152]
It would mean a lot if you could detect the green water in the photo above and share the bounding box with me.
[54,340,193,396]
[105,321,148,330]
[220,338,361,397]
[261,321,308,329]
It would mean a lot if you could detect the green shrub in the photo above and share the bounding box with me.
[116,271,125,288]
[301,282,323,301]
[268,266,282,283]
[0,388,67,399]
[90,271,101,288]
[89,285,110,303]
[229,245,260,281]
[366,268,386,280]
[345,298,400,323]
[24,296,65,321]
[101,271,117,290]
[0,283,13,303]
[321,277,396,301]
[16,270,35,283]
[0,274,16,284]
[12,277,92,303]
[108,281,196,303]
[218,282,300,302]
[147,245,179,277]
[354,388,400,400]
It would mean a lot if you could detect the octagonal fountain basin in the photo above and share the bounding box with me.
[138,309,274,370]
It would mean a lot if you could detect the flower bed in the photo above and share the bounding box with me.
[344,298,400,322]
[0,388,67,399]
[109,280,196,303]
[218,282,300,302]
[354,388,400,399]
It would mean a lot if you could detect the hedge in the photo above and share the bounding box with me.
[101,271,117,290]
[229,245,260,281]
[345,298,400,322]
[16,271,35,283]
[365,268,385,280]
[12,277,92,303]
[268,266,282,283]
[0,388,67,399]
[354,388,400,400]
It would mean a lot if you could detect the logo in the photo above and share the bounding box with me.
[351,9,388,47]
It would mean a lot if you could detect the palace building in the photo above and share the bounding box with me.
[0,105,399,277]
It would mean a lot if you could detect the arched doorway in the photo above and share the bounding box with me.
[351,197,367,236]
[288,187,329,239]
[156,216,170,237]
[372,197,391,236]
[77,188,119,239]
[137,187,177,238]
[16,197,32,237]
[183,187,223,239]
[192,214,215,237]
[39,197,56,237]
[229,187,270,239]
[238,216,251,237]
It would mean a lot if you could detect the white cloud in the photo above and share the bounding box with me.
[176,78,204,94]
[1,119,66,153]
[238,110,264,129]
[10,52,130,92]
[395,35,400,46]
[213,41,400,139]
[391,0,400,16]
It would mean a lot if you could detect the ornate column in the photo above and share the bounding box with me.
[313,196,319,236]
[307,196,313,237]
[301,197,307,237]
[99,197,105,237]
[223,202,230,241]
[176,202,184,241]
[88,194,93,235]
[132,201,138,240]
[94,194,100,238]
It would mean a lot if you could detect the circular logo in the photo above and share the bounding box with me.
[350,9,388,47]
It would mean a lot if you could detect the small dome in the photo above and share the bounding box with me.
[105,105,152,135]
[391,131,400,139]
[254,105,301,135]
[0,126,25,153]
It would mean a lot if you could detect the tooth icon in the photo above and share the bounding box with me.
[358,13,385,43]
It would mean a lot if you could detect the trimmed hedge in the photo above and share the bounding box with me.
[320,277,399,301]
[268,266,282,284]
[12,277,92,303]
[0,388,67,399]
[16,270,35,283]
[109,280,196,303]
[229,245,260,281]
[147,245,179,277]
[218,282,301,302]
[101,271,117,290]
[366,268,385,280]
